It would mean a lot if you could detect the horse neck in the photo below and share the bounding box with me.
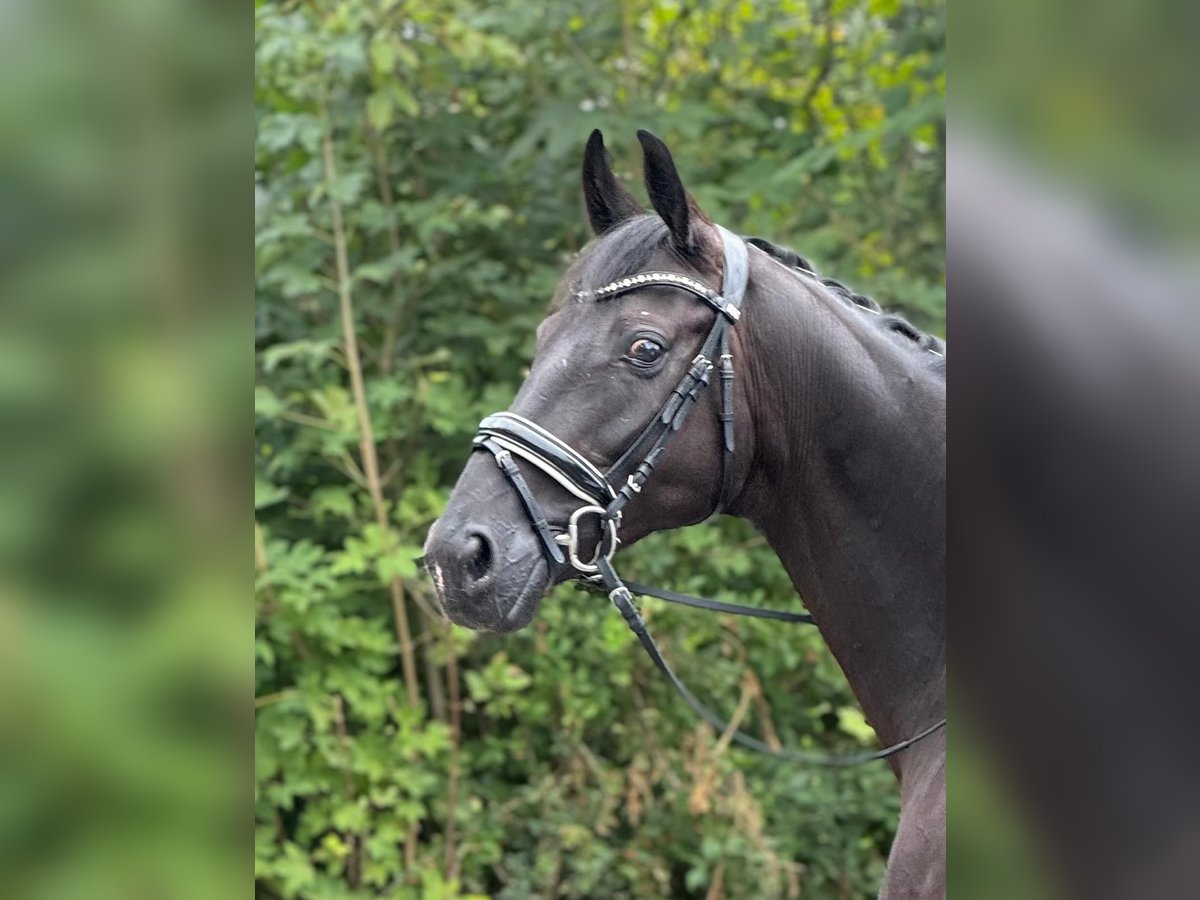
[734,258,945,752]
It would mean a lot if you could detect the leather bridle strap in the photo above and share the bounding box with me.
[603,327,723,521]
[474,412,619,573]
[468,226,947,765]
[477,412,614,506]
[595,556,947,766]
[473,226,748,570]
[715,325,737,513]
[578,576,813,623]
[714,226,746,514]
[475,437,567,567]
[593,226,747,520]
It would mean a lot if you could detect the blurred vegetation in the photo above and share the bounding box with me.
[0,1,246,898]
[254,0,944,897]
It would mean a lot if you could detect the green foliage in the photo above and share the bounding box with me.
[255,0,943,896]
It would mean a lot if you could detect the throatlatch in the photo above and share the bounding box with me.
[471,226,946,766]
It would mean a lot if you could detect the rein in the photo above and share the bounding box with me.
[471,226,946,766]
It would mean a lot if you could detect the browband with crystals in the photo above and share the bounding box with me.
[461,223,947,766]
[575,270,742,323]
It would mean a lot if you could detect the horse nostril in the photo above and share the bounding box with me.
[464,532,494,583]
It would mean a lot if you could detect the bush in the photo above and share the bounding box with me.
[255,1,943,896]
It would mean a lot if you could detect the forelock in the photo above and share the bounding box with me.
[552,215,671,309]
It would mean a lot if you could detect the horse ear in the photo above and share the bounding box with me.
[581,130,643,235]
[637,129,713,258]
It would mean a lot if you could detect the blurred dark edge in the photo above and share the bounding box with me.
[0,1,248,898]
[949,0,1200,897]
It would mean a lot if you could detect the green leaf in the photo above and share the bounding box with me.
[353,248,416,285]
[388,82,420,117]
[839,706,879,743]
[376,549,416,582]
[332,800,368,832]
[261,339,337,373]
[369,38,395,76]
[275,843,315,897]
[255,385,285,419]
[255,477,288,510]
[310,486,357,522]
[367,91,392,131]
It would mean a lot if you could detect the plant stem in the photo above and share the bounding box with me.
[443,618,462,882]
[320,116,420,712]
[332,694,362,888]
[365,124,405,377]
[322,111,422,875]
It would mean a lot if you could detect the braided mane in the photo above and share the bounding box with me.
[746,236,945,375]
[561,219,944,377]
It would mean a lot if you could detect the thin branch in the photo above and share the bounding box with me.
[365,118,423,533]
[379,458,402,487]
[443,620,462,882]
[331,694,363,888]
[712,672,755,757]
[412,596,441,622]
[560,31,604,78]
[281,410,337,431]
[338,451,369,490]
[254,689,298,709]
[365,123,406,378]
[320,111,421,716]
[721,627,782,750]
[649,2,694,97]
[255,522,268,573]
[748,671,783,752]
[687,672,753,815]
[796,1,837,124]
[705,861,726,900]
[420,614,447,724]
[321,107,425,881]
[291,630,312,661]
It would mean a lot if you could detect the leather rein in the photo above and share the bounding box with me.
[472,226,946,766]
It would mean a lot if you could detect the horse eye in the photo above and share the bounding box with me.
[628,337,664,365]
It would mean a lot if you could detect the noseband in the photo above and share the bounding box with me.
[471,226,946,766]
[475,226,746,570]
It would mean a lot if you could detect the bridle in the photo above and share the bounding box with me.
[471,225,946,766]
[475,226,745,570]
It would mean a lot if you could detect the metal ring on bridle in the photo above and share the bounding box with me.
[566,505,620,573]
[465,224,946,765]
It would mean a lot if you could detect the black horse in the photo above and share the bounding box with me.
[424,131,945,898]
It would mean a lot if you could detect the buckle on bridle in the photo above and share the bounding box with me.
[566,505,620,573]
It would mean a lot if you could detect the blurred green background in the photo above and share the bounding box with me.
[254,1,943,898]
[0,0,246,898]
